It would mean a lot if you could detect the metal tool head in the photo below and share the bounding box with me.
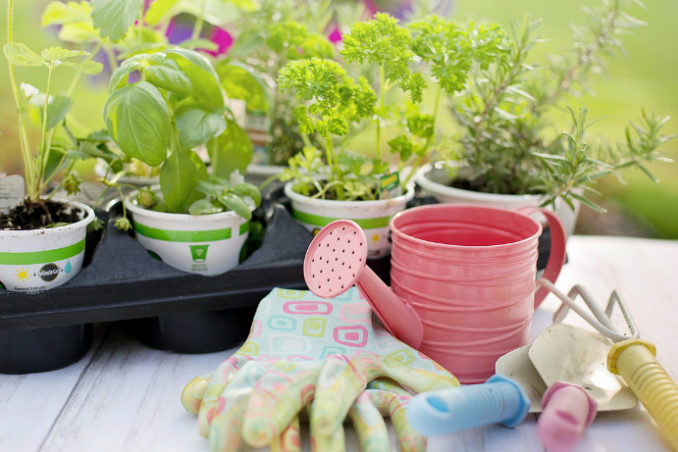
[495,344,546,413]
[539,280,639,343]
[529,323,637,412]
[304,220,368,298]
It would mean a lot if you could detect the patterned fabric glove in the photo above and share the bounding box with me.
[181,287,459,451]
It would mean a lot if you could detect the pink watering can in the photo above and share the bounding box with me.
[303,204,567,383]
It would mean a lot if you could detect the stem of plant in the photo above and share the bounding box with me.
[36,64,55,198]
[6,0,36,198]
[191,0,206,40]
[376,64,386,160]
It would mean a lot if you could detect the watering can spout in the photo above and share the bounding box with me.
[355,265,424,349]
[303,219,424,349]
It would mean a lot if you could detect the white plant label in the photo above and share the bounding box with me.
[0,173,25,213]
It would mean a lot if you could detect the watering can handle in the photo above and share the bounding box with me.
[518,207,567,309]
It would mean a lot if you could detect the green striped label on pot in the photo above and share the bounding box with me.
[0,239,85,265]
[134,222,250,242]
[291,209,390,229]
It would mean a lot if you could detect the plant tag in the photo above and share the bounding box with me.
[0,173,25,213]
[378,172,402,198]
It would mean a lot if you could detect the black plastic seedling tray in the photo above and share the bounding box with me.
[0,204,314,372]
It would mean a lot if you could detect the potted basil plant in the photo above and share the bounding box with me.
[0,0,103,292]
[104,48,260,275]
[278,14,505,258]
[416,2,673,236]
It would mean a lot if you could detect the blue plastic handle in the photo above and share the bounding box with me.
[406,375,530,436]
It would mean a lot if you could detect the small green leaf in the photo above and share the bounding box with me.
[206,119,253,179]
[3,43,45,67]
[43,94,73,130]
[180,39,218,51]
[42,1,92,26]
[188,198,223,215]
[103,81,170,166]
[63,60,103,74]
[41,47,88,62]
[159,150,203,213]
[216,62,270,112]
[175,107,227,151]
[232,183,261,207]
[91,0,144,43]
[144,0,180,26]
[228,28,264,58]
[217,193,252,221]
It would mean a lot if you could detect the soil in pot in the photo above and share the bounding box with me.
[1,199,82,230]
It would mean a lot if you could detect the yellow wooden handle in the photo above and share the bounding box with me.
[608,339,678,451]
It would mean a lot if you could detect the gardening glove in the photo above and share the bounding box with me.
[181,287,459,451]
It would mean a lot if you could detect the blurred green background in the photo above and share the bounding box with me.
[2,0,677,237]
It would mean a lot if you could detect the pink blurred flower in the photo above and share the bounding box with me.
[205,27,234,56]
[328,25,342,44]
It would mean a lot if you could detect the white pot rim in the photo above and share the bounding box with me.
[125,189,252,221]
[415,162,545,203]
[284,182,415,207]
[0,199,94,238]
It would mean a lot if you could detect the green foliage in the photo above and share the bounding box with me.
[215,62,270,112]
[443,0,674,211]
[3,0,104,202]
[90,0,144,43]
[216,0,347,165]
[278,13,505,202]
[342,13,421,102]
[104,82,170,166]
[103,49,258,218]
[189,174,261,221]
[207,119,253,179]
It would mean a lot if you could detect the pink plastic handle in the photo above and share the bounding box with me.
[519,207,567,308]
[537,382,597,452]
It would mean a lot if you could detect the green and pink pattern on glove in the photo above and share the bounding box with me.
[182,287,459,452]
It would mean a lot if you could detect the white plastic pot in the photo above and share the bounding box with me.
[284,182,414,259]
[0,200,95,293]
[126,194,250,276]
[415,162,580,237]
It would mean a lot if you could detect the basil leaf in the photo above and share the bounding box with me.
[103,81,170,166]
[188,198,223,215]
[166,48,223,109]
[175,107,226,151]
[144,63,192,96]
[232,182,261,207]
[217,193,252,221]
[206,119,252,179]
[216,61,270,112]
[160,150,204,213]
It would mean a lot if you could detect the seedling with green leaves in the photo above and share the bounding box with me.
[3,0,103,219]
[443,0,673,212]
[103,48,260,221]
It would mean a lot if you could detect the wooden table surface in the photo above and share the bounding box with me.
[1,236,676,452]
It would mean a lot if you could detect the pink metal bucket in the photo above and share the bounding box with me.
[390,204,566,383]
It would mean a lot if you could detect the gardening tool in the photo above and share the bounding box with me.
[405,374,531,436]
[303,204,567,382]
[539,280,678,451]
[495,324,633,452]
